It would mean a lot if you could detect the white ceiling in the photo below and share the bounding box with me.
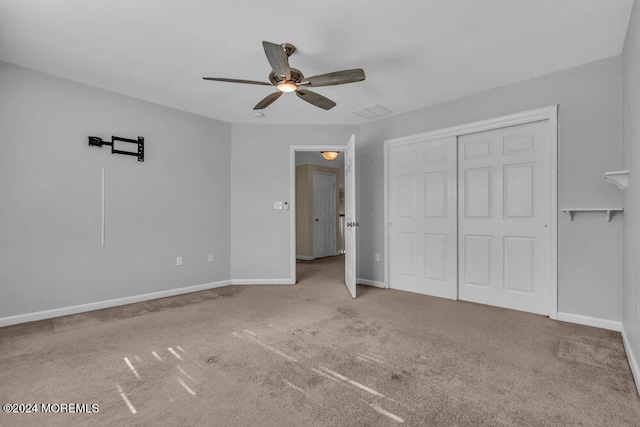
[0,0,634,125]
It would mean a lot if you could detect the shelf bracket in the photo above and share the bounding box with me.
[603,170,629,189]
[564,210,574,222]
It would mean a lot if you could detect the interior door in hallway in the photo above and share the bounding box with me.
[344,135,357,298]
[458,120,551,315]
[388,136,458,299]
[313,171,337,259]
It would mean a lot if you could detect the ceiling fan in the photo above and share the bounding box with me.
[203,41,365,111]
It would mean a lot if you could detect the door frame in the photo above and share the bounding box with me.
[290,145,345,284]
[383,106,558,319]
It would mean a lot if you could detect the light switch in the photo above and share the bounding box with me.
[274,201,283,210]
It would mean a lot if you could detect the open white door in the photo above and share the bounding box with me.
[344,135,357,298]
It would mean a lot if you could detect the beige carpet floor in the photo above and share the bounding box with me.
[1,255,639,426]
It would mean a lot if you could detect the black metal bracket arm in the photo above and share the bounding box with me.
[88,135,144,162]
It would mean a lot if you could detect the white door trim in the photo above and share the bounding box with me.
[290,145,346,284]
[384,105,558,319]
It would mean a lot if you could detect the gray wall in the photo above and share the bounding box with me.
[0,62,231,319]
[623,1,640,386]
[358,56,624,322]
[230,124,356,281]
[0,55,628,328]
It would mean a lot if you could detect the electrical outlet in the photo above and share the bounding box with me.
[375,253,380,262]
[208,253,214,263]
[176,256,183,266]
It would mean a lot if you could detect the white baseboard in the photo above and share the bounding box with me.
[296,255,315,261]
[557,312,621,331]
[0,279,231,327]
[230,278,295,285]
[357,278,386,288]
[622,326,640,397]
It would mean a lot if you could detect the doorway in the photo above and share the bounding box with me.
[290,136,357,298]
[293,157,342,261]
[384,107,558,317]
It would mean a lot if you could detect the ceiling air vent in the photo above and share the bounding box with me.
[352,103,393,119]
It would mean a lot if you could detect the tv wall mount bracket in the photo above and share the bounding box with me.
[88,135,144,162]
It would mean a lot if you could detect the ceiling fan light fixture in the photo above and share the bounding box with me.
[277,82,297,92]
[321,151,339,161]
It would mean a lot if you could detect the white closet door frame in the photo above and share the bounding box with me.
[384,106,558,319]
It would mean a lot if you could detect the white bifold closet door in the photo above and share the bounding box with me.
[388,136,458,299]
[457,120,551,315]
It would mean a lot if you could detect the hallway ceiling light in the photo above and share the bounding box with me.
[321,151,339,161]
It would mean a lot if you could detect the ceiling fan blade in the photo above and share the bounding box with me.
[296,89,336,110]
[254,91,283,110]
[202,77,272,86]
[262,41,291,80]
[305,69,365,87]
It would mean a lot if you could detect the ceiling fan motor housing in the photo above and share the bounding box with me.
[269,68,304,85]
[281,43,296,57]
